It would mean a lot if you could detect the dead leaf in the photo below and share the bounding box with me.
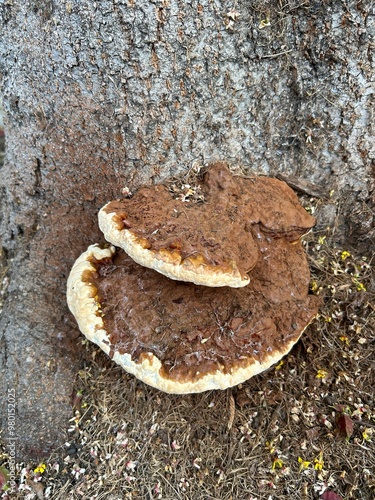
[0,466,9,489]
[306,426,321,441]
[321,491,344,500]
[336,414,354,439]
[71,390,82,412]
[26,478,44,500]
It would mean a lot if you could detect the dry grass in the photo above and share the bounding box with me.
[1,195,374,500]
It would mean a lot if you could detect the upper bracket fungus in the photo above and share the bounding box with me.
[67,163,319,394]
[98,163,315,288]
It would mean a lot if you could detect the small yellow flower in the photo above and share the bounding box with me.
[341,250,351,261]
[275,360,284,371]
[298,456,311,471]
[265,440,276,454]
[272,458,284,470]
[316,369,328,379]
[318,236,326,245]
[362,428,373,442]
[259,16,270,29]
[314,451,324,471]
[34,463,46,474]
[310,280,319,293]
[355,282,366,292]
[339,335,349,345]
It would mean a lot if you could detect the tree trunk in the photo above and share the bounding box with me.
[0,0,373,459]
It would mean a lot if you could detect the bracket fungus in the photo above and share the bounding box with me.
[67,163,319,394]
[98,163,315,288]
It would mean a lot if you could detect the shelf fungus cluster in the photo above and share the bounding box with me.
[67,163,319,394]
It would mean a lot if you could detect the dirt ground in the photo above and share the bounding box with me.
[1,183,374,500]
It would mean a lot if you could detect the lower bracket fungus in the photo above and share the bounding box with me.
[67,202,319,394]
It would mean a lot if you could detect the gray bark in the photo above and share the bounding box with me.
[0,0,374,459]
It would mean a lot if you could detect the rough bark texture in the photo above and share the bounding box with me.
[0,0,374,459]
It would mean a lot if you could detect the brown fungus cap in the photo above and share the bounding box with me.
[98,163,316,288]
[67,233,320,394]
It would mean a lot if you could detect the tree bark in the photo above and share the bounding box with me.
[0,0,373,459]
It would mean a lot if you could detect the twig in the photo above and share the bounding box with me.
[228,393,235,430]
[276,172,329,198]
[259,49,293,59]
